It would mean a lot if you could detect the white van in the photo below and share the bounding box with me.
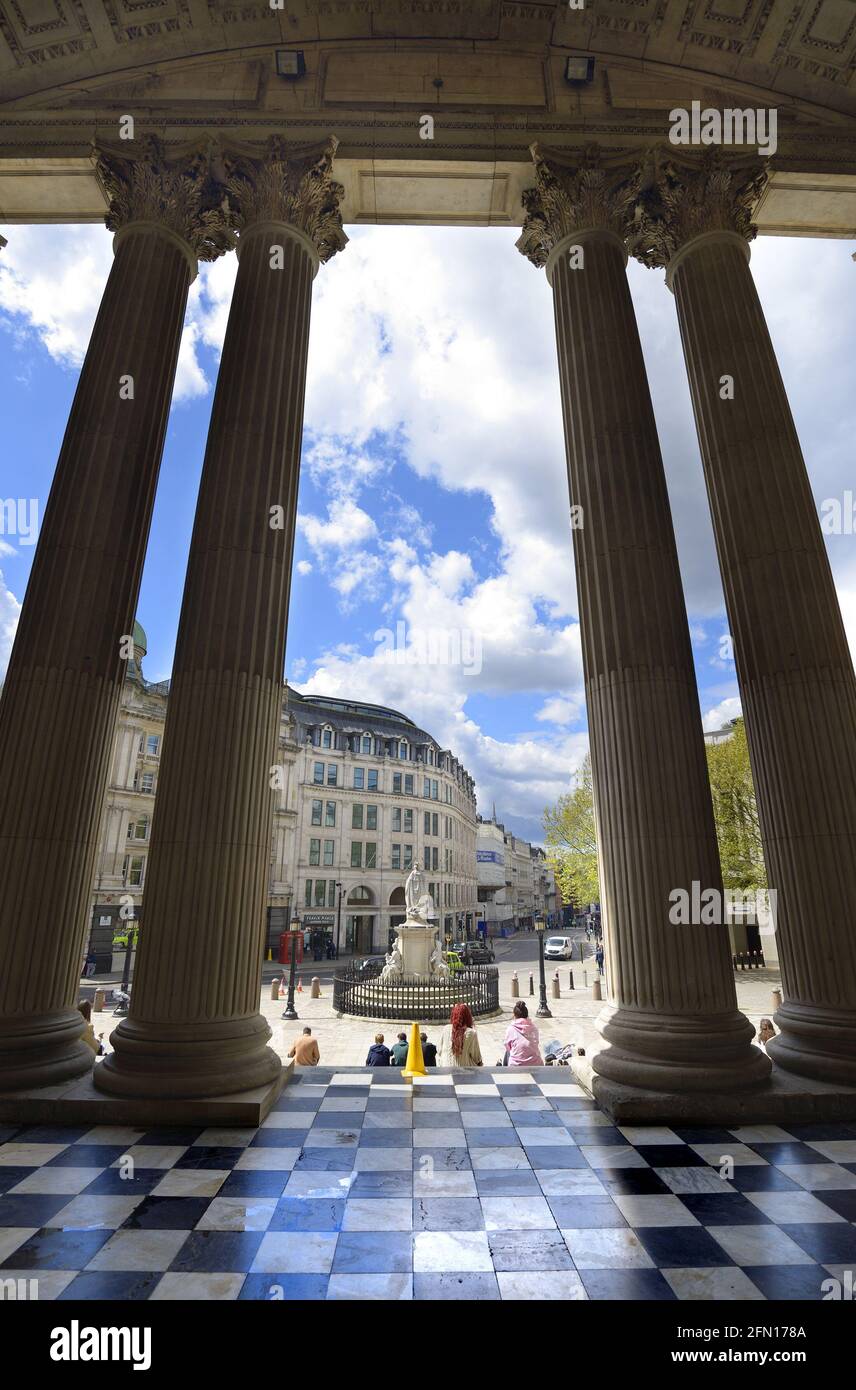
[544,935,574,960]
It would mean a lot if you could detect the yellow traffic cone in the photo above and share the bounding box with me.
[401,1022,427,1080]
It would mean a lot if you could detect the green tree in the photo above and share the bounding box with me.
[705,718,767,892]
[543,753,600,907]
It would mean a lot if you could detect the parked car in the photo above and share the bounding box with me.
[443,951,466,975]
[544,936,574,960]
[456,941,495,965]
[355,956,386,979]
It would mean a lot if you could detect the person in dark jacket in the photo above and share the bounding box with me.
[420,1032,437,1067]
[365,1032,391,1066]
[390,1032,409,1066]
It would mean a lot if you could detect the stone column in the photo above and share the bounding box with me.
[517,147,767,1092]
[0,143,231,1092]
[636,152,856,1085]
[96,140,347,1100]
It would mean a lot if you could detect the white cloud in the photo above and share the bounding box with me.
[702,696,743,732]
[299,497,377,553]
[536,696,582,726]
[296,560,313,576]
[0,225,209,403]
[0,570,22,678]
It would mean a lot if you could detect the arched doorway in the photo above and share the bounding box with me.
[388,885,406,950]
[346,885,375,955]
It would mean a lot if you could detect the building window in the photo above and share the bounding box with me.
[362,735,372,754]
[352,805,364,830]
[424,847,431,870]
[322,728,332,748]
[399,742,408,759]
[366,805,377,831]
[311,800,322,826]
[140,771,154,794]
[424,811,431,835]
[432,847,438,870]
[325,801,336,827]
[323,840,334,867]
[327,765,338,786]
[313,762,324,784]
[314,880,326,907]
[329,879,337,905]
[405,774,414,795]
[424,777,431,798]
[309,838,320,866]
[392,808,402,833]
[128,815,149,841]
[353,768,365,789]
[367,769,378,791]
[125,856,145,887]
[146,734,160,757]
[366,843,377,869]
[351,843,362,868]
[432,813,439,836]
[404,845,413,870]
[404,809,413,833]
[393,772,402,794]
[305,880,312,907]
[432,780,438,800]
[392,844,401,870]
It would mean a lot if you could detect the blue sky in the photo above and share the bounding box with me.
[2,221,855,844]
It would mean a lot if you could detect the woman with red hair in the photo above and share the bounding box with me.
[438,1002,483,1068]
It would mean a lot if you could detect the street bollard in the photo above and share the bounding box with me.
[93,988,105,1013]
[311,977,321,999]
[270,977,281,1001]
[529,972,534,996]
[551,972,560,1000]
[511,972,519,998]
[771,988,782,1012]
[592,977,602,1002]
[568,971,574,991]
[583,970,588,988]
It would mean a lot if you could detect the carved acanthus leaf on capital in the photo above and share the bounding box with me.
[223,137,348,263]
[633,150,768,269]
[516,144,642,267]
[95,137,236,261]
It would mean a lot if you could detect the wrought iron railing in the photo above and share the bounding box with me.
[333,963,499,1020]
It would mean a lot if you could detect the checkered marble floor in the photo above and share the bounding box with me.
[2,1066,856,1301]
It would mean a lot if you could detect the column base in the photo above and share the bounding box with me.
[766,1000,856,1087]
[94,1013,282,1100]
[0,1010,94,1092]
[594,1003,771,1092]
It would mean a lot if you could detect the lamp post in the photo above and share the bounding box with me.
[282,919,299,1022]
[535,916,552,1019]
[334,881,343,959]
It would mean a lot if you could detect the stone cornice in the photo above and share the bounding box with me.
[632,149,769,270]
[515,143,643,268]
[94,137,236,262]
[222,137,348,264]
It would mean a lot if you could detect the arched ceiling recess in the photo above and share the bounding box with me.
[1,2,855,236]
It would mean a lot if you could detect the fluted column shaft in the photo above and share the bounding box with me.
[97,142,347,1099]
[518,149,767,1092]
[667,230,856,1084]
[0,216,197,1091]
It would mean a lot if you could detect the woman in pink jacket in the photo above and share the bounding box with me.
[503,1001,543,1067]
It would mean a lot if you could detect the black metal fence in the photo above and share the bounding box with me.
[333,963,499,1021]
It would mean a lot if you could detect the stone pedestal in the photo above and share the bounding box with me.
[638,154,856,1086]
[517,147,767,1094]
[96,141,347,1102]
[0,144,230,1093]
[396,925,438,977]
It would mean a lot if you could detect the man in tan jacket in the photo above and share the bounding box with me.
[288,1027,320,1066]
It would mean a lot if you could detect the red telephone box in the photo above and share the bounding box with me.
[279,930,303,966]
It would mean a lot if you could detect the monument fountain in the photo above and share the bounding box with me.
[333,865,499,1021]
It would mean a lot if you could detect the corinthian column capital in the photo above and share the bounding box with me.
[634,149,768,272]
[95,136,236,266]
[516,144,642,270]
[223,136,348,264]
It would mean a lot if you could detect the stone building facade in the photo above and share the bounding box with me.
[89,626,479,967]
[476,813,561,934]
